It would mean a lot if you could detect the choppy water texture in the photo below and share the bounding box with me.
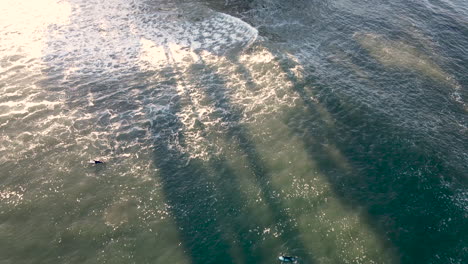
[0,0,467,263]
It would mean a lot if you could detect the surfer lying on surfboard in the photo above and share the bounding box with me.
[278,255,298,263]
[89,160,104,164]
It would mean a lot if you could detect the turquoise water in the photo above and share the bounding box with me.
[0,0,467,263]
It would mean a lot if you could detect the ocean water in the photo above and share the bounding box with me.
[0,0,467,263]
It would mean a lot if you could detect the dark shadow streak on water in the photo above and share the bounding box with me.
[275,54,468,263]
[150,64,238,264]
[150,62,269,263]
[31,0,467,263]
[151,51,317,263]
[199,55,316,263]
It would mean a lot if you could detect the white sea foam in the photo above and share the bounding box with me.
[137,44,304,160]
[38,0,258,78]
[0,0,299,193]
[0,0,263,166]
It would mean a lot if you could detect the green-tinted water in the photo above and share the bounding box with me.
[0,0,467,263]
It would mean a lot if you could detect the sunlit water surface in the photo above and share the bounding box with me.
[0,0,467,263]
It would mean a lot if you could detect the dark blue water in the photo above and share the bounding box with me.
[0,0,466,263]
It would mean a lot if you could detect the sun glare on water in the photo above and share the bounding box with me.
[0,0,71,59]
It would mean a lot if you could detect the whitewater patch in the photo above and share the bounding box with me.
[0,0,301,184]
[139,43,304,160]
[0,0,260,165]
[42,0,258,77]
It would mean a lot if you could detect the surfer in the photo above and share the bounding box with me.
[89,160,104,164]
[278,255,298,263]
